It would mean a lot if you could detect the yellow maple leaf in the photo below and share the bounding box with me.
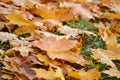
[5,13,36,26]
[33,67,65,80]
[31,6,74,21]
[68,69,101,80]
[5,13,38,34]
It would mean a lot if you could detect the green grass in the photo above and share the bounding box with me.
[0,41,10,50]
[65,18,98,33]
[65,19,120,80]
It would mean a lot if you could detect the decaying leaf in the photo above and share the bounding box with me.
[3,56,36,80]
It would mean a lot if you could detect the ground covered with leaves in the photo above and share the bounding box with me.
[0,0,120,80]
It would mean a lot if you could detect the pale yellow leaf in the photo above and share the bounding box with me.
[103,68,120,78]
[91,49,116,68]
[0,32,17,43]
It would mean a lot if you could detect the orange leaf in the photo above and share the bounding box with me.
[32,36,85,65]
[31,6,56,19]
[31,6,74,21]
[68,69,101,80]
[108,13,120,19]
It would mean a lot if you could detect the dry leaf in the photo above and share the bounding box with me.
[5,13,35,26]
[6,46,33,57]
[32,36,79,52]
[59,2,94,20]
[32,36,85,65]
[31,6,74,21]
[92,48,120,60]
[102,68,120,78]
[68,69,101,80]
[3,56,36,80]
[48,50,85,65]
[0,32,17,43]
[5,13,38,34]
[34,53,50,65]
[97,23,120,59]
[33,67,65,80]
[91,49,116,68]
[109,0,120,13]
[108,13,120,19]
[11,0,27,6]
[58,25,96,38]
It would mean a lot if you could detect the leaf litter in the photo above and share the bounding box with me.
[0,0,120,80]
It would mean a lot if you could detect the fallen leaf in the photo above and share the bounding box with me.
[59,2,94,20]
[32,36,85,65]
[5,13,35,26]
[48,50,85,65]
[91,49,116,68]
[108,13,120,19]
[109,0,120,13]
[97,23,120,59]
[32,36,79,52]
[5,13,38,34]
[34,53,50,65]
[33,67,65,80]
[102,68,120,78]
[68,69,101,80]
[31,6,74,21]
[3,56,36,80]
[58,25,96,38]
[6,46,33,57]
[0,32,17,43]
